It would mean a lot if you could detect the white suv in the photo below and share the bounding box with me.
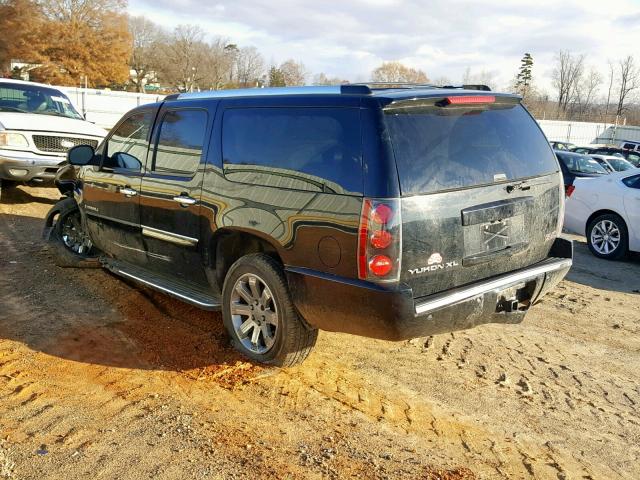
[0,79,106,186]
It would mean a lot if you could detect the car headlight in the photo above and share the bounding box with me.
[0,132,29,148]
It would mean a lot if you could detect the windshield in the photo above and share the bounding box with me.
[0,83,83,119]
[608,158,635,171]
[558,153,608,174]
[385,102,559,195]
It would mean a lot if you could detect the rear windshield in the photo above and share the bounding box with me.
[557,152,608,175]
[384,103,559,195]
[608,158,635,171]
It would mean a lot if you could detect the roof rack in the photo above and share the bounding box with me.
[348,82,491,92]
[164,83,493,102]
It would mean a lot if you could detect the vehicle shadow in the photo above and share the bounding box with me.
[0,183,58,205]
[564,236,640,294]
[0,213,262,384]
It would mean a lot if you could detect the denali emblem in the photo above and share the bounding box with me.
[60,140,75,149]
[427,252,442,265]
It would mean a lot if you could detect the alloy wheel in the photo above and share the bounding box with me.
[60,211,93,255]
[230,273,278,354]
[590,219,621,255]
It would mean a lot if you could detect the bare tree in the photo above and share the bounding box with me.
[462,67,498,90]
[159,24,208,92]
[604,60,615,121]
[279,59,307,86]
[312,72,348,85]
[431,76,452,87]
[128,16,165,92]
[616,55,640,117]
[552,50,585,113]
[573,67,602,117]
[234,46,265,87]
[371,61,429,83]
[200,38,234,90]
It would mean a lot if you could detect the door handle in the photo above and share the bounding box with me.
[173,194,197,207]
[119,186,137,197]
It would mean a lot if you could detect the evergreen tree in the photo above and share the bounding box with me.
[268,66,286,87]
[515,53,533,98]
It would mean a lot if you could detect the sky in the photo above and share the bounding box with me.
[129,0,640,94]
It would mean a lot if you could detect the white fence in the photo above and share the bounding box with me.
[537,120,640,146]
[54,86,640,145]
[57,87,165,129]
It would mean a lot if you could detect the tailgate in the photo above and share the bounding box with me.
[401,175,561,297]
[383,94,562,298]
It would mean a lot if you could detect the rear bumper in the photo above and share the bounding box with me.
[286,237,573,341]
[0,150,64,183]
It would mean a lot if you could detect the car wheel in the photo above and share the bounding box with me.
[222,253,318,367]
[49,198,101,268]
[586,213,628,260]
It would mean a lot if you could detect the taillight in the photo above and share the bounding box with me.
[565,184,575,197]
[358,198,401,282]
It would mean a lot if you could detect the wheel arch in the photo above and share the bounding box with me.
[585,209,628,238]
[207,228,285,293]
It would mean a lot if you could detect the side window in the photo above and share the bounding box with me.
[222,107,363,194]
[103,110,153,171]
[623,175,640,189]
[623,143,636,150]
[153,109,208,175]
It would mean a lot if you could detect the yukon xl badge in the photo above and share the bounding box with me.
[408,252,460,276]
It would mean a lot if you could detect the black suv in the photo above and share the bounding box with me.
[44,84,572,366]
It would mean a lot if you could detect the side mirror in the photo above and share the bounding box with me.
[67,144,95,166]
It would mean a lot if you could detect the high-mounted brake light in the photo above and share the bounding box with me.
[358,198,401,282]
[443,95,496,105]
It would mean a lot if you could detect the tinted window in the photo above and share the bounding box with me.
[103,110,154,171]
[622,175,640,189]
[222,107,362,194]
[385,103,558,195]
[623,143,637,150]
[556,153,608,175]
[153,109,207,175]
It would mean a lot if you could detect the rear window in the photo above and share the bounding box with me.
[384,103,559,195]
[557,153,608,175]
[608,158,635,171]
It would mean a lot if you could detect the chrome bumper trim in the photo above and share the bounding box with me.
[414,258,572,315]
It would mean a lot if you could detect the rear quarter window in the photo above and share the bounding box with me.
[385,103,559,195]
[222,107,363,195]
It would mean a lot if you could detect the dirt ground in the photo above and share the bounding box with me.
[0,184,639,480]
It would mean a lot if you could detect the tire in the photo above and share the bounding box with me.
[222,253,318,367]
[48,198,101,268]
[586,213,628,260]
